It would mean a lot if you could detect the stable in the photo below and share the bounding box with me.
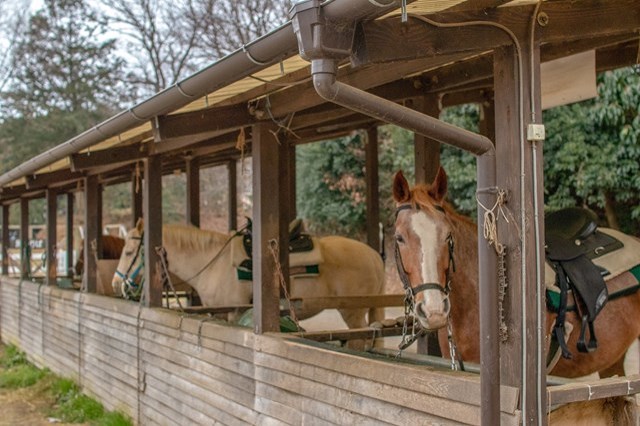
[1,0,640,424]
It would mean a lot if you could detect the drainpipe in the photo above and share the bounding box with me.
[291,2,499,422]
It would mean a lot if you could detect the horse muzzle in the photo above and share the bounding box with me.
[414,288,450,331]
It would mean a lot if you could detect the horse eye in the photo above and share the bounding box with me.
[125,251,133,256]
[395,234,405,244]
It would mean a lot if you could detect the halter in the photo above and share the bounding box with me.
[395,202,463,371]
[114,234,144,300]
[394,203,456,297]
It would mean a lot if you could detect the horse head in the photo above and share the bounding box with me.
[112,218,145,299]
[392,167,455,331]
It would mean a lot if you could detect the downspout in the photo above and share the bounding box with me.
[313,58,500,425]
[290,2,499,422]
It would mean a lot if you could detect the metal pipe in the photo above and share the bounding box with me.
[311,57,500,424]
[0,0,405,190]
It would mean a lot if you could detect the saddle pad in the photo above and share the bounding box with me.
[231,235,324,269]
[545,227,640,290]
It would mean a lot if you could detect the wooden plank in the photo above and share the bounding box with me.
[365,126,380,252]
[411,97,441,185]
[45,189,57,286]
[156,104,253,141]
[294,326,403,342]
[291,295,404,311]
[83,175,99,292]
[70,143,148,171]
[251,122,282,333]
[65,193,74,276]
[25,169,84,190]
[20,198,29,279]
[227,160,238,231]
[185,157,200,227]
[547,375,640,405]
[131,169,142,228]
[2,204,9,275]
[143,155,162,307]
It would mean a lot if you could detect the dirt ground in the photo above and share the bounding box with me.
[0,344,82,426]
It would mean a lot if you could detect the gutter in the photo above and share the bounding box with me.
[291,1,500,423]
[0,0,403,190]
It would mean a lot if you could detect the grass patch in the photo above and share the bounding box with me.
[0,344,132,425]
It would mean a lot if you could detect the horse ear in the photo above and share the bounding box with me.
[393,171,411,203]
[428,166,448,202]
[135,218,144,233]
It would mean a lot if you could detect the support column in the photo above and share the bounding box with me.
[494,43,545,424]
[46,188,57,286]
[66,193,74,277]
[131,168,143,228]
[20,198,29,280]
[287,143,297,221]
[413,97,441,184]
[365,127,380,252]
[2,204,9,276]
[279,139,292,295]
[252,123,284,333]
[186,157,200,227]
[84,176,99,293]
[227,160,238,231]
[143,155,163,307]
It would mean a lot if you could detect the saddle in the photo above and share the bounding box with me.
[545,207,623,359]
[239,218,315,274]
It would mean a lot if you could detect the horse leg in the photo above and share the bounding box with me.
[598,353,626,378]
[338,308,372,351]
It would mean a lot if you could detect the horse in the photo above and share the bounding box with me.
[111,219,386,336]
[392,166,640,378]
[74,235,125,276]
[549,397,636,425]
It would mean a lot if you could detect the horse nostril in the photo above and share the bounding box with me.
[442,296,451,315]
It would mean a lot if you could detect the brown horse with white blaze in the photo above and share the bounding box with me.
[392,167,640,378]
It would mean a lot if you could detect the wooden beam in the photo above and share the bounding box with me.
[70,143,148,171]
[185,157,200,227]
[494,41,546,423]
[20,198,29,279]
[143,155,163,307]
[131,168,143,228]
[2,204,9,275]
[252,122,282,333]
[410,97,441,185]
[227,160,237,231]
[66,193,74,277]
[45,188,57,286]
[155,104,254,144]
[365,127,380,252]
[83,175,99,293]
[26,169,84,190]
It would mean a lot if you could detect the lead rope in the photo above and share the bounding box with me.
[156,246,184,312]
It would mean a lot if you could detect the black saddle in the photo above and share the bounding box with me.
[239,218,314,271]
[546,207,623,359]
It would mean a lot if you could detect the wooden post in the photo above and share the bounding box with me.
[252,123,283,333]
[413,97,441,185]
[20,198,29,280]
[227,160,238,231]
[186,157,200,227]
[66,193,74,277]
[494,43,545,424]
[131,168,143,228]
[2,204,9,276]
[479,91,496,144]
[143,155,163,307]
[84,176,99,293]
[45,188,57,286]
[287,143,297,221]
[365,127,380,252]
[279,139,292,296]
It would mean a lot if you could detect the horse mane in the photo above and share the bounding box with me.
[162,224,230,252]
[411,183,476,228]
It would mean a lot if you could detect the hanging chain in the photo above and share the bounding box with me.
[268,238,300,328]
[498,247,509,342]
[447,320,461,371]
[156,246,184,312]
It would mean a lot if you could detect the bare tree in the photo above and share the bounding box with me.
[0,0,31,103]
[103,0,206,96]
[194,0,293,59]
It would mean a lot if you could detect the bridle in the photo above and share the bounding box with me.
[114,233,144,300]
[394,203,456,299]
[394,203,463,370]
